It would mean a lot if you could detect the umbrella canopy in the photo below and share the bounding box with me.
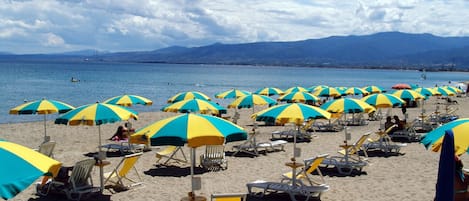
[435,130,455,201]
[444,86,463,94]
[135,113,247,148]
[277,91,320,104]
[421,118,469,156]
[320,98,375,114]
[9,98,75,139]
[361,93,405,109]
[215,89,251,99]
[167,91,211,103]
[391,83,412,89]
[311,87,342,98]
[252,103,331,125]
[284,86,308,94]
[254,87,284,96]
[103,94,153,107]
[0,139,61,200]
[433,87,456,97]
[161,99,227,115]
[227,94,276,109]
[391,89,425,101]
[414,87,438,97]
[362,85,384,94]
[308,85,329,93]
[344,87,369,96]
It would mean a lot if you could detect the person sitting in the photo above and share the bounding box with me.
[455,155,469,201]
[108,125,128,141]
[384,116,398,134]
[393,115,405,130]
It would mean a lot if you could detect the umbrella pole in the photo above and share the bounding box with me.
[43,114,47,142]
[191,148,195,199]
[98,125,104,193]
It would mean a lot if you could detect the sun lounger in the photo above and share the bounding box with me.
[247,180,329,201]
[200,145,227,171]
[104,152,143,192]
[211,193,246,201]
[363,126,407,155]
[388,119,421,142]
[36,141,56,158]
[155,146,188,165]
[100,141,145,154]
[281,154,328,186]
[320,156,368,175]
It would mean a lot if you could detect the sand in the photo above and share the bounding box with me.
[3,95,468,201]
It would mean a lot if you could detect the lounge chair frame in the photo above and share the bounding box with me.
[155,146,188,165]
[104,152,143,191]
[247,180,329,201]
[200,145,227,171]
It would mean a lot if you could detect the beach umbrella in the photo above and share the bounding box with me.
[391,83,412,89]
[228,94,276,110]
[9,98,75,141]
[215,89,251,99]
[55,102,138,191]
[252,103,331,185]
[167,91,211,103]
[277,91,320,104]
[320,98,375,114]
[254,87,284,96]
[311,87,342,98]
[103,94,153,107]
[161,99,227,115]
[421,118,469,156]
[307,85,329,93]
[360,93,405,109]
[0,139,62,200]
[284,86,308,94]
[362,85,384,94]
[433,87,456,97]
[434,130,455,201]
[133,113,247,199]
[444,86,463,94]
[414,87,438,98]
[391,89,425,101]
[344,87,369,96]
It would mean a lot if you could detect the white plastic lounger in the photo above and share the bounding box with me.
[247,180,329,201]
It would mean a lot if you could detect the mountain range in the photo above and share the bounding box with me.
[2,31,469,71]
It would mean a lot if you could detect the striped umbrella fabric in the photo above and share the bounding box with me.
[103,94,153,107]
[252,103,331,125]
[433,87,456,96]
[9,98,75,139]
[215,89,251,99]
[362,85,384,94]
[254,87,284,96]
[167,91,211,103]
[320,98,375,114]
[344,87,369,96]
[0,140,61,200]
[308,85,329,93]
[284,86,308,94]
[135,113,247,148]
[415,87,439,97]
[392,89,425,101]
[161,99,227,115]
[277,91,320,103]
[421,118,469,156]
[55,103,138,126]
[228,94,277,109]
[361,93,405,108]
[311,87,342,98]
[444,86,462,94]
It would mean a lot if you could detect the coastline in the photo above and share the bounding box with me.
[3,95,468,201]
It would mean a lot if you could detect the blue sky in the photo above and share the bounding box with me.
[1,0,469,54]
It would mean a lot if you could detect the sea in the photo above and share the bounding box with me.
[1,61,468,124]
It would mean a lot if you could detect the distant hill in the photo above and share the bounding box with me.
[2,32,469,71]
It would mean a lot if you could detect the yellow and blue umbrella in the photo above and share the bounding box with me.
[0,139,61,200]
[103,94,153,107]
[433,87,456,97]
[311,87,342,98]
[228,94,276,109]
[9,98,75,139]
[284,86,308,94]
[362,85,384,94]
[215,89,251,99]
[307,85,329,93]
[421,118,469,156]
[361,93,405,109]
[344,87,369,96]
[415,87,438,97]
[254,87,284,96]
[320,98,375,114]
[161,99,227,115]
[133,113,247,197]
[167,91,211,103]
[55,102,138,191]
[392,89,425,101]
[277,91,320,104]
[444,86,463,94]
[252,103,331,126]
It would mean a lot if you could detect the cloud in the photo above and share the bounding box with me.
[1,0,469,53]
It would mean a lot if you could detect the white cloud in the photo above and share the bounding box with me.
[1,0,469,53]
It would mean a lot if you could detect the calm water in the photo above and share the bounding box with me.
[1,61,467,124]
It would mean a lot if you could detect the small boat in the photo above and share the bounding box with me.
[71,77,80,82]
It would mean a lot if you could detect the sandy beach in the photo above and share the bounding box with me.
[3,95,468,201]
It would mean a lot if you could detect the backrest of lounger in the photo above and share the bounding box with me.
[118,152,142,177]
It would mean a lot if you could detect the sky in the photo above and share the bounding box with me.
[1,0,469,54]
